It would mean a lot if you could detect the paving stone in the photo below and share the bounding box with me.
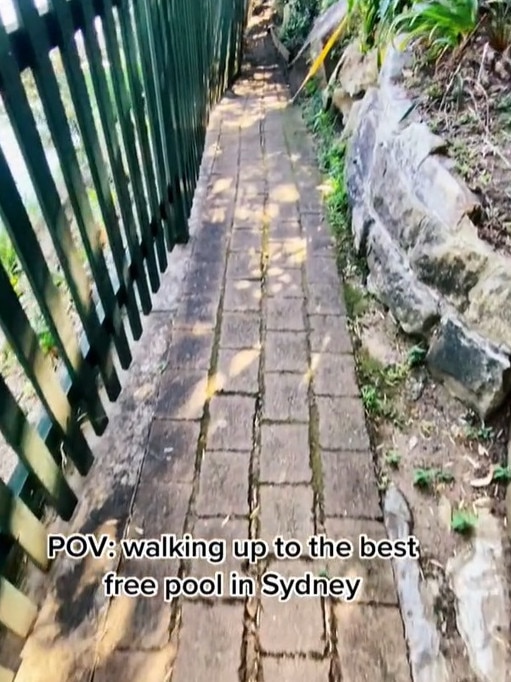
[226,251,261,280]
[264,373,309,422]
[266,297,305,331]
[307,282,346,316]
[306,254,339,286]
[93,646,176,682]
[335,604,411,681]
[312,353,359,397]
[261,657,330,682]
[196,451,249,516]
[191,518,248,585]
[230,228,262,252]
[208,395,255,450]
[145,420,201,483]
[216,347,260,394]
[324,519,398,605]
[260,423,311,484]
[108,482,191,650]
[155,370,209,420]
[265,331,308,373]
[220,312,261,349]
[309,315,353,354]
[268,218,302,239]
[266,265,304,298]
[260,486,314,547]
[268,239,306,269]
[267,199,300,223]
[223,278,262,311]
[259,560,324,653]
[166,329,215,371]
[174,294,219,330]
[316,397,370,451]
[172,603,244,682]
[322,451,381,519]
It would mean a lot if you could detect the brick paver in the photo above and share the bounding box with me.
[88,5,411,682]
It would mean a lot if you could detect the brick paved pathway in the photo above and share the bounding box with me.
[118,11,412,682]
[15,8,413,682]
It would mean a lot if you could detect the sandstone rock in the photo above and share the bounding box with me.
[466,264,511,350]
[338,41,379,97]
[366,224,440,336]
[426,316,511,418]
[410,235,490,309]
[413,155,480,228]
[345,89,379,205]
[351,203,374,254]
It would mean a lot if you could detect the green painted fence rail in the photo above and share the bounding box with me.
[0,0,249,658]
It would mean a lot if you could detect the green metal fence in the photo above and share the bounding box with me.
[0,0,248,657]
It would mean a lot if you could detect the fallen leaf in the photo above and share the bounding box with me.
[470,467,494,488]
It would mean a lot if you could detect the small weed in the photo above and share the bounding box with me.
[385,450,401,468]
[451,510,477,536]
[492,465,511,484]
[413,467,455,490]
[436,470,455,484]
[463,423,494,443]
[407,344,428,367]
[358,350,409,426]
[413,467,437,490]
[344,282,370,318]
[35,318,58,356]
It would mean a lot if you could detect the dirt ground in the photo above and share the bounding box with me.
[404,23,511,255]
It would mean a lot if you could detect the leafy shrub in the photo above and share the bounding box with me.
[392,0,480,53]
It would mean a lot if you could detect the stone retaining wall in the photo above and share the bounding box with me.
[339,45,511,417]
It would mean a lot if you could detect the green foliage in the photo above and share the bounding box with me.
[393,0,479,54]
[486,0,511,51]
[280,0,321,51]
[492,465,511,483]
[385,449,401,467]
[34,317,58,356]
[451,509,477,535]
[0,231,21,290]
[413,466,455,489]
[348,0,410,49]
[407,344,428,367]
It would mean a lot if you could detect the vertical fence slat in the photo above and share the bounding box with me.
[116,3,168,274]
[0,376,77,521]
[80,0,152,321]
[0,665,15,682]
[0,148,110,426]
[100,0,161,293]
[0,480,49,571]
[0,264,94,476]
[156,0,191,228]
[0,17,124,399]
[0,577,37,639]
[130,0,176,251]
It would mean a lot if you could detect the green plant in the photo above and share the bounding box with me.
[35,317,58,356]
[485,0,511,51]
[451,509,477,535]
[392,0,480,54]
[413,467,455,489]
[280,0,321,52]
[407,344,428,367]
[413,467,437,489]
[0,231,21,289]
[492,465,511,483]
[385,450,401,467]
